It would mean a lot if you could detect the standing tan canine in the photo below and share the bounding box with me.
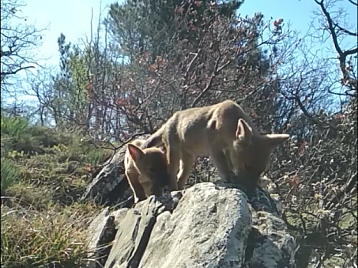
[124,139,170,203]
[143,100,289,190]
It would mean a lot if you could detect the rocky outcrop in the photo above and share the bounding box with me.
[86,182,295,268]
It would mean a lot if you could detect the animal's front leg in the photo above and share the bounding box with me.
[167,147,180,191]
[210,148,236,183]
[177,151,194,190]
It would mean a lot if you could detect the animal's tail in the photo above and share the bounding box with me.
[143,126,165,148]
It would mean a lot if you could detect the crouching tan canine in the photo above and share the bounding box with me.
[124,139,170,203]
[143,100,289,190]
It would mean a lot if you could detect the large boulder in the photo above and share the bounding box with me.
[86,182,295,268]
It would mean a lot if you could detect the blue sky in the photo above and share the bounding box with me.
[21,0,114,67]
[18,0,358,70]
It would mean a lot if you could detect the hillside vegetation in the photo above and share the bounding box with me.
[1,114,112,267]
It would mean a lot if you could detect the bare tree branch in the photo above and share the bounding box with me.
[314,0,358,91]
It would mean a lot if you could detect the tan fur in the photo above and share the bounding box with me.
[143,100,289,190]
[124,139,170,203]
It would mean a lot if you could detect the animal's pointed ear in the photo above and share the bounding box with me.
[265,134,290,148]
[236,119,253,144]
[127,144,144,161]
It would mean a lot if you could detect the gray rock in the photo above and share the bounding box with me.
[245,210,296,268]
[86,182,295,268]
[140,183,251,268]
[87,207,129,268]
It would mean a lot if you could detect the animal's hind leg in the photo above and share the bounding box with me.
[177,151,194,190]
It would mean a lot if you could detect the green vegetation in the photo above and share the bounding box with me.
[1,158,22,191]
[1,114,110,267]
[1,203,100,268]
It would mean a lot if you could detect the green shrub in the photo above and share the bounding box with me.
[28,125,73,148]
[1,159,22,191]
[1,114,40,155]
[1,114,29,139]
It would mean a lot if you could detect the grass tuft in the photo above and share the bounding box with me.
[1,202,102,268]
